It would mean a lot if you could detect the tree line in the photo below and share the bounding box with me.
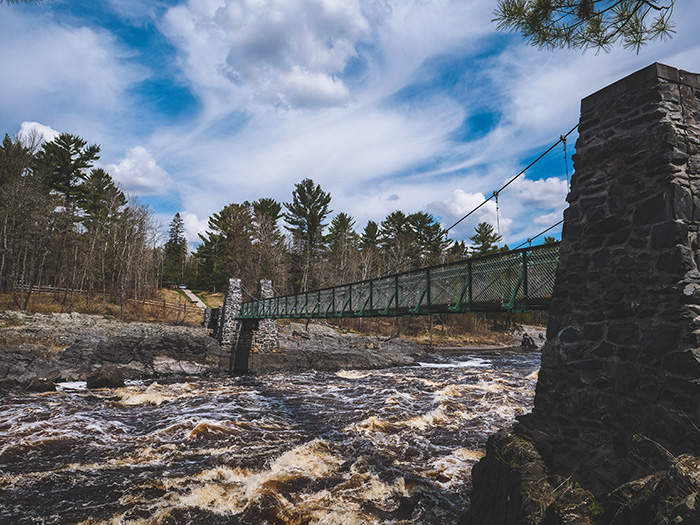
[0,132,160,317]
[164,178,511,296]
[0,127,535,314]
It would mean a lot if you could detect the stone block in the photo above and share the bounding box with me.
[608,323,641,348]
[663,348,700,376]
[613,362,641,395]
[633,193,667,225]
[641,324,681,354]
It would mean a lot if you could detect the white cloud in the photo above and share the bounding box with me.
[503,176,569,210]
[162,0,371,110]
[180,211,209,244]
[18,122,60,145]
[106,147,173,196]
[0,9,144,125]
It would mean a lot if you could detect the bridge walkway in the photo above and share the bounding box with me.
[239,243,559,320]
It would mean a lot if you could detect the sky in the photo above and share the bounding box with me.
[2,0,700,249]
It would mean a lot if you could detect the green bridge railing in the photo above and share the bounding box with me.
[239,242,560,319]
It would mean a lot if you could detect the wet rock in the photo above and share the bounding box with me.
[86,364,125,389]
[463,428,601,525]
[248,322,423,373]
[25,378,56,392]
[604,455,700,524]
[0,311,230,382]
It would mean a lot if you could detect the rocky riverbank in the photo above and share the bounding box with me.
[0,311,427,390]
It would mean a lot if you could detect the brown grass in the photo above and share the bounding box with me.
[0,291,204,327]
[323,313,541,347]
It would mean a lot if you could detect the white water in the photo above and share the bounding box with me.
[0,351,539,524]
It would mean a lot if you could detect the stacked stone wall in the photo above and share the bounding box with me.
[251,279,279,355]
[212,277,279,374]
[465,63,700,524]
[520,64,700,494]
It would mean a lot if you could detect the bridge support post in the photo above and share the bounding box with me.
[251,279,279,356]
[216,277,279,375]
[466,63,700,523]
[216,277,245,374]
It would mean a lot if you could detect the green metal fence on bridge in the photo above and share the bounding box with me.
[239,243,559,319]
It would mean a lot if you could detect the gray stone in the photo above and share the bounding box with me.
[86,364,124,389]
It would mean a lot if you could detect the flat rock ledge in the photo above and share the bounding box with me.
[251,322,423,373]
[462,427,700,525]
[0,312,424,390]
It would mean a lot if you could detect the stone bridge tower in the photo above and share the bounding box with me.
[205,278,279,375]
[466,63,700,523]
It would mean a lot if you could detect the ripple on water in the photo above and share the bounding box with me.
[0,352,540,524]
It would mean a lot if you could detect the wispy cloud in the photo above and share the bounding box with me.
[2,0,700,250]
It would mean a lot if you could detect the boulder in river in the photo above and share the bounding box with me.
[25,377,57,392]
[86,364,125,389]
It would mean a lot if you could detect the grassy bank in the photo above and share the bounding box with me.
[0,290,204,327]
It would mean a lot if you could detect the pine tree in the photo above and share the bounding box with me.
[326,213,359,284]
[163,213,188,285]
[283,179,332,291]
[194,203,255,291]
[494,0,675,52]
[469,222,503,255]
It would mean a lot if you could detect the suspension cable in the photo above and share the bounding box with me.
[561,134,570,189]
[241,285,260,302]
[494,191,500,241]
[443,123,578,236]
[513,219,564,250]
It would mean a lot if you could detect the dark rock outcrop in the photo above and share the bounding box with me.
[0,312,230,388]
[86,364,124,389]
[247,322,422,373]
[1,312,423,389]
[25,377,57,392]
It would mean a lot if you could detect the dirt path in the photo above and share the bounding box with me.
[182,289,206,310]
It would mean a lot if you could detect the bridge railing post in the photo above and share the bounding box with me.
[394,274,399,313]
[522,250,529,308]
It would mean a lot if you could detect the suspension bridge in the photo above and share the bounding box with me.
[234,125,576,321]
[238,242,559,319]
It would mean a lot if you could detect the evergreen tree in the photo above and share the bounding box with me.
[359,220,380,280]
[252,198,288,292]
[469,222,503,255]
[494,0,675,52]
[406,211,449,266]
[360,220,380,250]
[326,212,359,285]
[79,168,126,233]
[447,240,470,262]
[283,179,332,291]
[34,133,100,211]
[379,210,411,272]
[163,213,188,284]
[195,203,254,291]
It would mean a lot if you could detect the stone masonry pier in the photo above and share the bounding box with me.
[205,278,279,374]
[464,63,700,523]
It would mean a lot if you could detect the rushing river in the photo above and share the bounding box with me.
[0,351,539,524]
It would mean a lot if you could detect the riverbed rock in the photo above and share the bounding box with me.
[463,428,600,525]
[25,377,56,392]
[86,364,125,389]
[246,322,423,373]
[0,311,425,388]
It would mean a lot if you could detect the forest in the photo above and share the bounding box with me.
[0,130,510,315]
[167,180,511,297]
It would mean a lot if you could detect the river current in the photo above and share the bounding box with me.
[0,351,539,524]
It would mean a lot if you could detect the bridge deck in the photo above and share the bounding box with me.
[239,243,559,319]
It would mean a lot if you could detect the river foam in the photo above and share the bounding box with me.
[0,351,539,524]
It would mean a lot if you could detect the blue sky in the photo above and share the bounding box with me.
[2,0,700,248]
